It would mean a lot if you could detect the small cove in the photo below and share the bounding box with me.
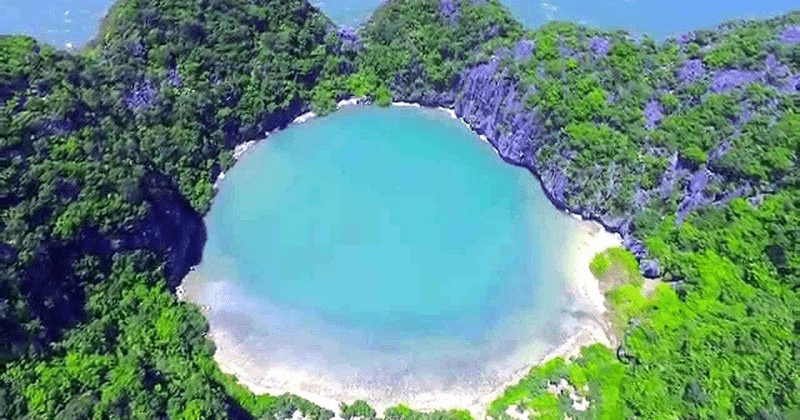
[182,105,616,410]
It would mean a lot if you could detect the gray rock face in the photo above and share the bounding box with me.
[540,166,569,209]
[688,169,710,194]
[589,36,611,58]
[677,190,708,223]
[715,184,750,206]
[659,152,683,199]
[780,26,800,44]
[117,172,207,287]
[439,0,460,25]
[514,39,534,61]
[640,259,661,278]
[453,59,542,169]
[783,74,800,92]
[644,99,663,130]
[337,26,361,52]
[124,79,157,112]
[765,54,790,80]
[710,69,762,93]
[678,59,704,84]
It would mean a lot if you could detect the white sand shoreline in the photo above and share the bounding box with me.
[193,99,623,419]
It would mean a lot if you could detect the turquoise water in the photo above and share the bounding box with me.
[2,0,796,48]
[184,106,584,394]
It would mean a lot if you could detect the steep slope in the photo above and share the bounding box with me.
[0,0,798,418]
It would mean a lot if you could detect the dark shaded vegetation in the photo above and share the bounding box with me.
[1,0,799,418]
[1,0,355,418]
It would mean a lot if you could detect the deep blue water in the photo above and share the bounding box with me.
[1,0,796,48]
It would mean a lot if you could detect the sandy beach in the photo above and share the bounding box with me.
[193,100,623,419]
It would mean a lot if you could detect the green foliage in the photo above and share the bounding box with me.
[716,112,800,181]
[2,2,800,420]
[358,0,523,94]
[496,192,800,418]
[589,247,640,285]
[564,122,636,166]
[590,248,649,335]
[384,405,473,420]
[489,346,627,420]
[347,71,392,105]
[703,24,772,69]
[341,400,378,420]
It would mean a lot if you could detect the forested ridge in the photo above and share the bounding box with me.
[0,0,798,418]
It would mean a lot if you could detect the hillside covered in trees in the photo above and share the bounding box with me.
[0,0,798,418]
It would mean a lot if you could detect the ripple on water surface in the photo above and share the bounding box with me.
[182,105,594,407]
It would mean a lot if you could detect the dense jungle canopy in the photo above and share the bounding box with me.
[0,0,798,418]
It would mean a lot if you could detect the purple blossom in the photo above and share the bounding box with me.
[440,0,459,25]
[678,33,692,45]
[124,80,157,112]
[710,69,762,93]
[514,39,534,61]
[644,99,663,130]
[780,26,800,44]
[677,59,704,83]
[589,36,610,58]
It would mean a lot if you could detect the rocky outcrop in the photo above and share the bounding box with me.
[116,171,207,287]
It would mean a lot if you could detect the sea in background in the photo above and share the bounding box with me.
[181,105,600,406]
[2,0,797,49]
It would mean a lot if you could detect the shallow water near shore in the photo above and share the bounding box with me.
[181,105,613,407]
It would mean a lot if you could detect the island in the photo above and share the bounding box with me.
[0,0,798,419]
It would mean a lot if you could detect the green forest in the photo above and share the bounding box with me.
[0,0,798,418]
